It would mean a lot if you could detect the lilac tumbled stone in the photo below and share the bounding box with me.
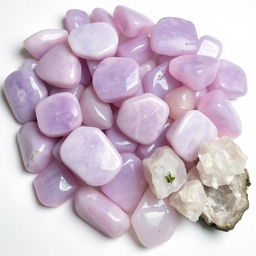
[60,126,122,186]
[166,110,218,161]
[17,122,56,173]
[49,83,84,99]
[117,93,169,145]
[113,5,153,38]
[209,59,247,99]
[143,61,180,98]
[35,44,81,88]
[36,92,82,137]
[34,160,78,207]
[65,9,90,32]
[74,186,130,238]
[151,17,198,56]
[93,57,140,103]
[169,55,219,90]
[197,90,242,138]
[131,188,177,247]
[68,23,118,60]
[101,153,147,213]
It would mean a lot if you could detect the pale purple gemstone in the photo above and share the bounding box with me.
[50,83,84,99]
[17,122,56,173]
[74,186,130,238]
[79,58,92,87]
[34,160,78,207]
[209,59,247,99]
[35,44,81,88]
[4,69,48,123]
[93,57,140,103]
[113,5,153,38]
[36,92,82,137]
[117,35,153,65]
[117,93,169,145]
[197,90,242,138]
[19,58,37,70]
[80,87,113,130]
[136,119,172,159]
[65,9,90,32]
[101,153,147,213]
[166,110,218,161]
[87,60,100,76]
[151,17,198,56]
[24,29,68,59]
[60,126,122,186]
[196,35,223,58]
[52,138,65,162]
[169,55,219,90]
[68,23,118,60]
[143,61,180,98]
[131,188,177,247]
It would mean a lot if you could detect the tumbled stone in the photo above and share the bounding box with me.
[65,9,90,32]
[50,83,84,99]
[60,126,122,186]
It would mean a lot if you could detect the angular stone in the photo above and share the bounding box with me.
[117,93,169,145]
[169,55,219,90]
[166,110,218,161]
[49,83,84,99]
[65,9,90,32]
[60,126,122,186]
[74,186,130,238]
[36,92,82,137]
[131,188,177,247]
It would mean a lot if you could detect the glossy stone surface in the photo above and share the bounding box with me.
[164,86,196,119]
[80,87,113,130]
[4,68,48,124]
[131,188,177,247]
[143,146,187,199]
[151,17,198,56]
[60,126,122,186]
[50,83,84,99]
[197,90,242,138]
[24,29,68,59]
[139,59,156,79]
[93,57,140,103]
[101,153,147,213]
[117,93,169,145]
[68,23,118,60]
[36,44,81,88]
[17,122,56,173]
[169,55,219,90]
[74,186,130,238]
[65,9,90,32]
[34,160,78,207]
[209,59,247,99]
[113,5,153,38]
[196,35,223,58]
[143,61,180,98]
[166,110,218,161]
[36,92,82,137]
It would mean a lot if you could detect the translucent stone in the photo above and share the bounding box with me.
[169,180,207,222]
[65,9,90,32]
[197,136,247,189]
[143,146,187,199]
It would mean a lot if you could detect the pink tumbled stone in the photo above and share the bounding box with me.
[117,93,169,145]
[197,90,242,138]
[101,153,147,213]
[143,61,180,98]
[24,29,68,59]
[131,188,177,247]
[113,5,153,38]
[151,17,198,56]
[169,55,219,90]
[166,110,218,161]
[36,92,82,137]
[65,9,90,32]
[209,59,247,99]
[80,87,113,130]
[17,122,56,173]
[74,186,130,238]
[93,57,140,103]
[34,160,78,207]
[164,86,196,119]
[35,44,81,88]
[60,126,122,186]
[50,83,84,99]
